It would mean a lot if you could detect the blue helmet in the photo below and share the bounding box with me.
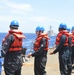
[36,26,45,31]
[67,28,70,32]
[59,23,67,29]
[72,26,74,30]
[10,20,19,27]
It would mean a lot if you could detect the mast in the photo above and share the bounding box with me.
[48,25,54,36]
[50,25,52,30]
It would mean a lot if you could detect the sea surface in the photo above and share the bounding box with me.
[0,33,56,54]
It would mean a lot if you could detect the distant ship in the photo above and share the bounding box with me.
[47,25,56,36]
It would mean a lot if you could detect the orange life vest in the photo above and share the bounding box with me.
[71,33,74,43]
[55,30,69,46]
[3,30,26,51]
[34,33,49,51]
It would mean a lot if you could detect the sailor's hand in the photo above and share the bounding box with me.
[49,52,54,55]
[27,53,32,58]
[71,44,74,47]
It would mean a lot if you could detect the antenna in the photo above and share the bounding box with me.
[50,25,52,30]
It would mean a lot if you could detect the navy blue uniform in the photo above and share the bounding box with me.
[53,35,72,75]
[2,34,22,75]
[32,38,48,75]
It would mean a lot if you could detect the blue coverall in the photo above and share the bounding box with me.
[32,38,48,75]
[53,35,72,75]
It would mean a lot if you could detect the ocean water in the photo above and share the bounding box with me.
[0,33,56,54]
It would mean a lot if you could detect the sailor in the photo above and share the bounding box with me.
[28,26,49,75]
[1,20,26,75]
[50,23,72,75]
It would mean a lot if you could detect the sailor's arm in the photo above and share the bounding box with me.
[28,38,46,57]
[1,35,14,57]
[50,35,66,54]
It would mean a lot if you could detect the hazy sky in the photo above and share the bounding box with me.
[0,0,74,33]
